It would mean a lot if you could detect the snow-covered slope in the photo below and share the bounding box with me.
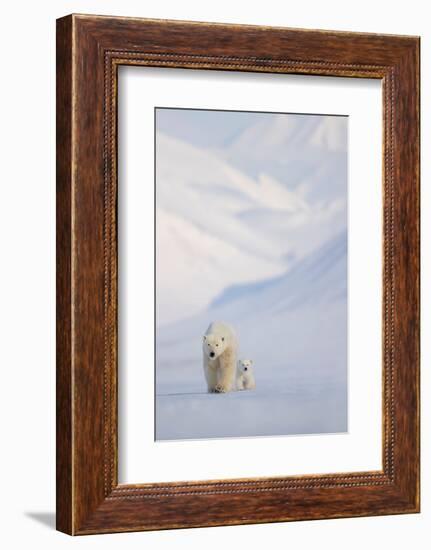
[156,133,306,323]
[218,114,348,204]
[157,132,299,257]
[156,231,347,382]
[156,117,347,324]
[211,230,347,312]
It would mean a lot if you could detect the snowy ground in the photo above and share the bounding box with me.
[156,377,347,440]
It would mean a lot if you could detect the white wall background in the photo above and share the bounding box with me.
[0,0,427,548]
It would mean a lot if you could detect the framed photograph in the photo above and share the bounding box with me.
[56,14,420,535]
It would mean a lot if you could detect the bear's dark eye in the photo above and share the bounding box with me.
[216,344,219,347]
[221,337,224,341]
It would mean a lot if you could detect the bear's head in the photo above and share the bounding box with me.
[203,333,227,360]
[238,359,253,374]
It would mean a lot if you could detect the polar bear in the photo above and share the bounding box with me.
[236,359,256,390]
[203,322,237,393]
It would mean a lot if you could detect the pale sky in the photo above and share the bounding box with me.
[156,107,346,149]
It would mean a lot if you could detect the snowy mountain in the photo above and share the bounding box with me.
[218,114,348,204]
[156,133,292,324]
[156,230,347,385]
[211,230,347,312]
[156,116,347,324]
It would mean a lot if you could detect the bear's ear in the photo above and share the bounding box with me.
[250,360,253,364]
[203,335,206,341]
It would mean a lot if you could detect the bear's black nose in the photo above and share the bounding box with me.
[244,367,248,371]
[210,352,215,358]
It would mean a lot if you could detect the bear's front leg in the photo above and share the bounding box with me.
[215,349,236,393]
[204,361,218,393]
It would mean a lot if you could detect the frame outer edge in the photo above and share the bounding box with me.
[393,38,420,510]
[56,14,74,535]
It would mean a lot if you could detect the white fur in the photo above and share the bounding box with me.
[236,359,256,390]
[202,322,237,393]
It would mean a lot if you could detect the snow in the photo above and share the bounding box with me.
[156,118,347,324]
[155,111,348,440]
[156,133,291,324]
[156,232,347,440]
[156,379,347,441]
[156,207,282,324]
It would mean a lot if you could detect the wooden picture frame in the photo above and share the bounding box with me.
[56,14,420,535]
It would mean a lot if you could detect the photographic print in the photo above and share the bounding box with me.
[155,107,348,441]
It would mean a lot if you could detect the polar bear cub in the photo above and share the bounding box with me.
[203,321,237,393]
[236,359,256,390]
